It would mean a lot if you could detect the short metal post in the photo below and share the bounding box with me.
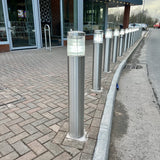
[103,29,112,72]
[112,29,119,63]
[67,31,85,140]
[92,30,103,91]
[123,28,128,52]
[131,29,134,46]
[127,29,131,49]
[119,29,124,56]
[132,30,135,44]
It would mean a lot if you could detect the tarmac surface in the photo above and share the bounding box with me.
[109,33,160,160]
[0,40,127,160]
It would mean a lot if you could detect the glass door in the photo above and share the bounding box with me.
[7,0,36,49]
[0,0,8,43]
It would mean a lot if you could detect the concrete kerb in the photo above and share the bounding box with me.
[93,31,149,160]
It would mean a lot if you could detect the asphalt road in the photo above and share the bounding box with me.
[140,29,160,105]
[109,29,160,160]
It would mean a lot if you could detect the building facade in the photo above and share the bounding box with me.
[0,0,142,52]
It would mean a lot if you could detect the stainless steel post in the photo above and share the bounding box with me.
[131,29,134,46]
[103,29,112,72]
[127,29,131,49]
[92,30,103,91]
[67,31,85,139]
[130,29,133,46]
[119,29,124,56]
[123,28,128,52]
[112,29,119,63]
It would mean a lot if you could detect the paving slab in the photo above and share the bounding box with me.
[0,40,138,159]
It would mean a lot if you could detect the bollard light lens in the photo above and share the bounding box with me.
[94,30,103,43]
[114,29,120,36]
[67,31,85,56]
[120,29,125,35]
[125,28,129,34]
[105,29,112,38]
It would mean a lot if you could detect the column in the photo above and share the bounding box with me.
[104,4,108,31]
[123,4,130,29]
[74,0,83,31]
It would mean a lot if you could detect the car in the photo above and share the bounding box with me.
[153,22,160,29]
[129,23,141,29]
[129,23,148,30]
[140,23,148,30]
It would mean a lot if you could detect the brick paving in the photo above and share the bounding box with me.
[0,42,126,160]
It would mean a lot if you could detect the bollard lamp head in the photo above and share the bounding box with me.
[67,31,85,56]
[125,28,129,34]
[94,30,103,43]
[105,29,112,38]
[120,29,125,36]
[114,29,120,36]
[114,29,119,36]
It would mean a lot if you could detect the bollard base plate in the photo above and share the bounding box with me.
[66,131,88,142]
[104,71,112,73]
[90,88,103,93]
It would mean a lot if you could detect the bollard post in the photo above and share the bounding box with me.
[67,31,85,140]
[127,28,131,49]
[103,29,112,72]
[123,28,128,53]
[132,29,135,45]
[112,29,119,63]
[119,29,124,57]
[92,30,103,91]
[130,29,133,47]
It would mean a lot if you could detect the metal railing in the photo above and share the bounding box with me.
[44,24,51,51]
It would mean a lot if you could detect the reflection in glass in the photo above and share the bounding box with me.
[7,0,36,47]
[0,0,7,42]
[83,0,104,34]
[63,0,73,38]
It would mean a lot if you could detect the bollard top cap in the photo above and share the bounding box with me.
[94,30,103,34]
[94,30,103,43]
[129,28,132,33]
[68,31,85,39]
[67,31,85,57]
[125,28,129,34]
[114,29,120,36]
[120,29,125,35]
[105,29,112,38]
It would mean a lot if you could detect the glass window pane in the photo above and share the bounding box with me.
[84,1,104,34]
[0,0,7,42]
[63,0,73,38]
[7,0,36,47]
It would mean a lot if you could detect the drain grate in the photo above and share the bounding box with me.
[124,64,143,70]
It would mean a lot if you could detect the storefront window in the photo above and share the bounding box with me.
[0,0,7,42]
[63,0,73,38]
[84,0,104,34]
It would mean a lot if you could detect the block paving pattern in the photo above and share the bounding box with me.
[0,42,126,160]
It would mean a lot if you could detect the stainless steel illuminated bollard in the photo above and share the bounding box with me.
[103,29,112,72]
[119,29,124,56]
[131,29,134,46]
[127,28,131,49]
[92,30,103,91]
[67,31,85,139]
[123,28,128,53]
[112,29,119,63]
